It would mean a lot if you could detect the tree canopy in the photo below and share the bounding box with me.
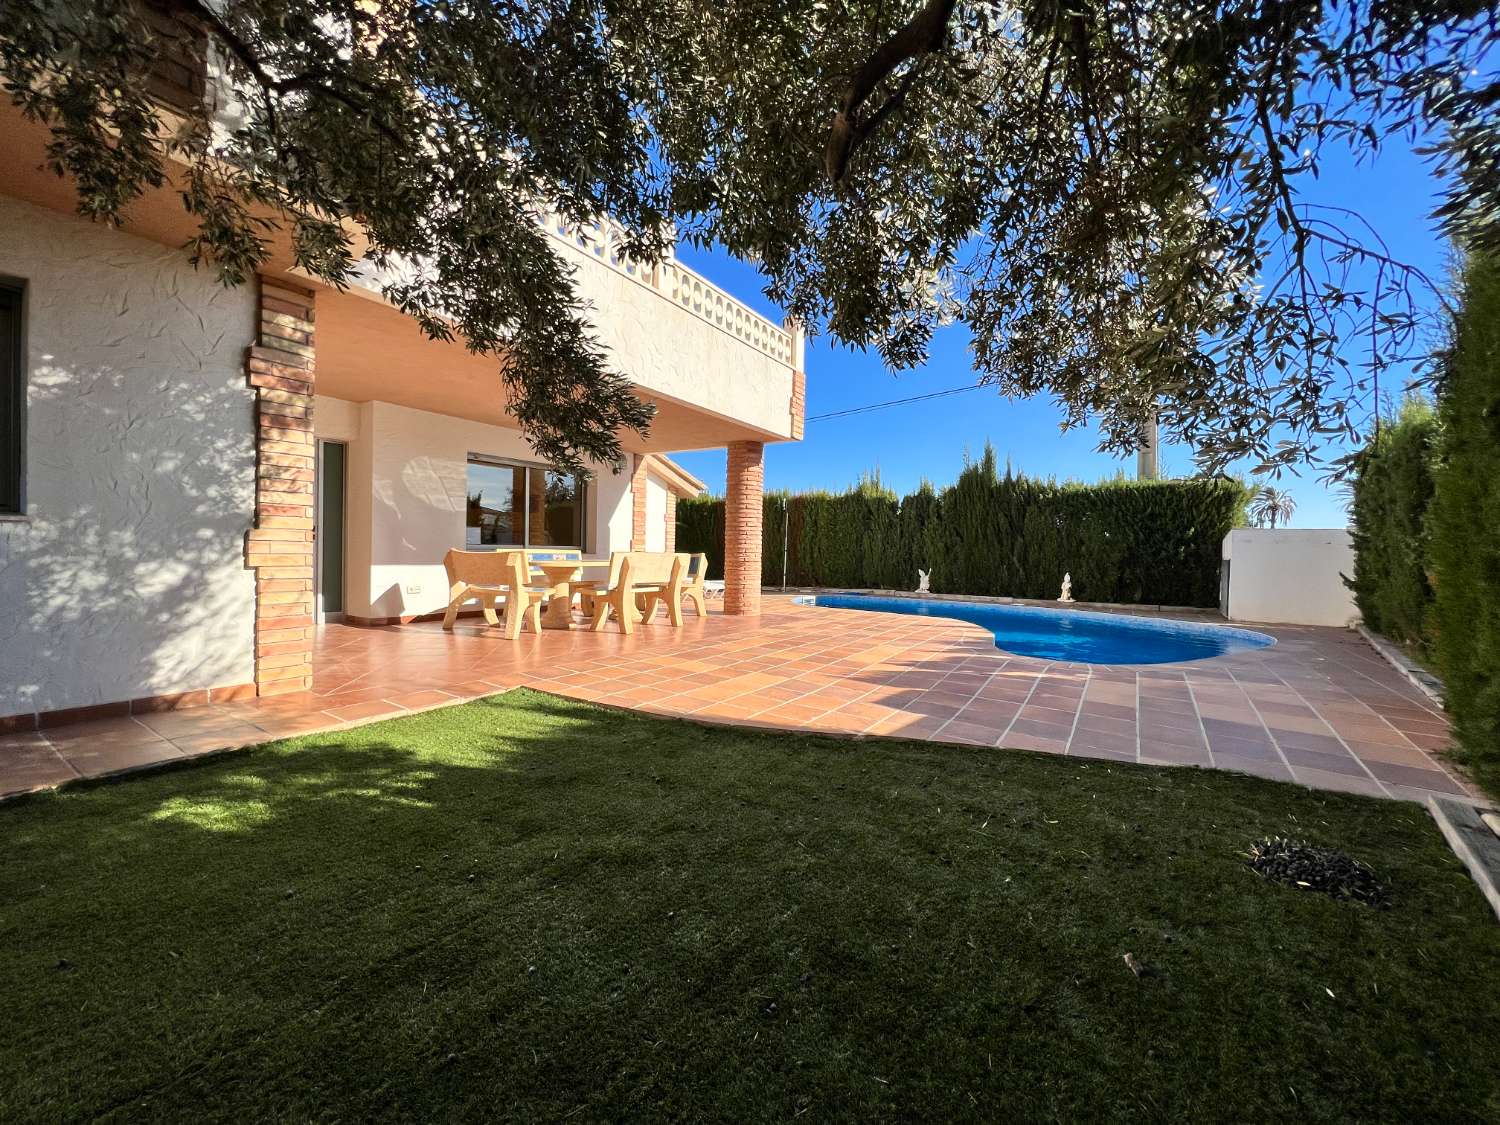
[3,0,1496,472]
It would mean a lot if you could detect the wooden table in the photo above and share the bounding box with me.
[532,559,612,630]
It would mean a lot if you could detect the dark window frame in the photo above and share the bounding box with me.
[0,279,24,515]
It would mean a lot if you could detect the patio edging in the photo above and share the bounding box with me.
[0,687,513,806]
[0,681,259,735]
[1428,796,1500,922]
[530,689,1443,806]
[1356,624,1445,706]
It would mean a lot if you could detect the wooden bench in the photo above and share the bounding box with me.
[440,549,544,638]
[589,552,688,634]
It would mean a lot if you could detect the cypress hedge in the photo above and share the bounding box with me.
[1429,252,1500,792]
[1344,399,1439,655]
[677,448,1249,607]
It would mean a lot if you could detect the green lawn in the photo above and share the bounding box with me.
[4,691,1499,1122]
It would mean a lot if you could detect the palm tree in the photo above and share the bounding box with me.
[1251,486,1297,529]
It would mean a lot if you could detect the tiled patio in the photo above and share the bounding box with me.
[0,596,1476,804]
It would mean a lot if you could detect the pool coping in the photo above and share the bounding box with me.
[785,587,1210,615]
[796,591,1279,660]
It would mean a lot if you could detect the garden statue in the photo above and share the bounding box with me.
[1059,573,1074,603]
[916,569,931,594]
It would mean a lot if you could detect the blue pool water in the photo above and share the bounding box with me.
[801,594,1274,665]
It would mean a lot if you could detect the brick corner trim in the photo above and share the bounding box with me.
[724,440,765,616]
[630,454,649,549]
[244,277,317,696]
[790,370,806,441]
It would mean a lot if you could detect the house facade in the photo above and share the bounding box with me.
[0,97,802,726]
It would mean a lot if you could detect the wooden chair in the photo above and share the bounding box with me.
[589,552,687,634]
[441,549,544,639]
[679,552,710,617]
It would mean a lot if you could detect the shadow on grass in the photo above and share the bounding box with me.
[2,690,1498,1123]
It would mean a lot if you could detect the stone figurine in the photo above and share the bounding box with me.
[1058,573,1074,603]
[916,569,931,594]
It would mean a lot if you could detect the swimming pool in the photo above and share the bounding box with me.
[800,594,1275,665]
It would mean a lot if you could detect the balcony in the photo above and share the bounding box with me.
[534,210,803,443]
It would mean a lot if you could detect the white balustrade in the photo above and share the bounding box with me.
[537,209,794,367]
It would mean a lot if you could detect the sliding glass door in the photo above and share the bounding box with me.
[316,440,346,620]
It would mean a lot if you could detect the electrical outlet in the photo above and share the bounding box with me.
[405,583,422,595]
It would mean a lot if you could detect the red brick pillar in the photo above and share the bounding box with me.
[630,454,649,549]
[243,278,316,696]
[790,370,806,440]
[664,497,677,551]
[724,441,764,616]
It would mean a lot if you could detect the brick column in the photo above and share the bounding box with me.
[630,454,649,549]
[787,317,806,441]
[724,441,764,616]
[243,278,316,696]
[664,497,677,551]
[790,370,806,440]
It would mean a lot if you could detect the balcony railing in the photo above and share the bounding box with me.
[537,210,795,368]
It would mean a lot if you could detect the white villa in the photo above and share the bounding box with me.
[0,81,804,726]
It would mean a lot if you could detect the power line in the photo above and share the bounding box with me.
[806,383,988,423]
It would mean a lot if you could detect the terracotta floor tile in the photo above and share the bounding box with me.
[42,716,162,750]
[936,720,1003,746]
[1279,746,1371,777]
[0,736,79,795]
[1361,759,1469,795]
[1002,732,1069,755]
[1140,743,1212,767]
[1338,728,1417,752]
[1207,736,1280,761]
[325,700,405,724]
[1075,714,1136,738]
[1068,744,1136,764]
[53,739,181,776]
[1291,767,1387,798]
[1213,754,1295,782]
[1017,704,1080,727]
[7,600,1476,802]
[1271,731,1349,756]
[1343,741,1437,768]
[252,712,344,740]
[866,713,949,740]
[1004,714,1071,737]
[1139,725,1207,750]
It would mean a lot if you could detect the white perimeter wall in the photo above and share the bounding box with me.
[314,398,633,619]
[0,197,258,716]
[1222,528,1358,628]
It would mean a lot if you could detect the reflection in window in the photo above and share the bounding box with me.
[541,471,582,546]
[465,457,586,547]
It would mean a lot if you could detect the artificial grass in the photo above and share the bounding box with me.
[3,690,1498,1122]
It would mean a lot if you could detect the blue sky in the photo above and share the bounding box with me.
[667,137,1454,529]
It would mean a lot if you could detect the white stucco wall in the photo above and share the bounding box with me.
[324,400,634,619]
[1221,529,1358,628]
[312,394,361,442]
[644,473,669,552]
[0,196,258,717]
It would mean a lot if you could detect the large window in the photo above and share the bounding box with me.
[466,456,585,548]
[0,281,22,515]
